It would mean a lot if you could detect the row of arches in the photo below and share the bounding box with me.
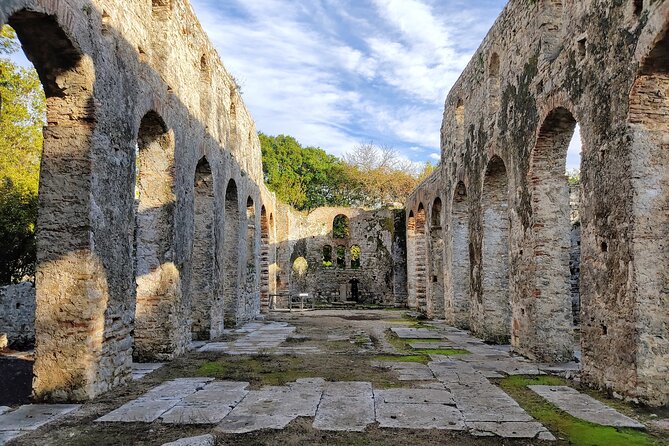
[409,105,582,359]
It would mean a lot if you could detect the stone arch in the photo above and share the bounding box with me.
[479,156,511,343]
[428,197,444,318]
[333,214,350,239]
[191,157,216,340]
[488,52,501,111]
[260,205,270,312]
[415,203,428,314]
[407,210,417,308]
[522,107,578,361]
[8,10,107,400]
[133,111,179,359]
[627,25,669,406]
[223,179,240,327]
[455,99,465,147]
[448,181,470,328]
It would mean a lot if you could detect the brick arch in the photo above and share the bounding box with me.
[428,197,445,318]
[415,203,428,314]
[223,179,240,327]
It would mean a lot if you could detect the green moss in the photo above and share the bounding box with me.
[499,375,663,446]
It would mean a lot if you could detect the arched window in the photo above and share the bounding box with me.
[322,245,333,267]
[336,246,346,268]
[333,214,350,239]
[350,245,361,269]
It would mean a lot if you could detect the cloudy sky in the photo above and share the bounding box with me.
[190,0,509,165]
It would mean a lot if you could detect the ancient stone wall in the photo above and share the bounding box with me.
[406,0,669,406]
[0,0,276,401]
[274,207,406,306]
[0,283,35,348]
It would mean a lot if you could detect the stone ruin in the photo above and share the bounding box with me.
[0,0,666,408]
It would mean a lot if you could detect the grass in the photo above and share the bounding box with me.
[499,375,665,446]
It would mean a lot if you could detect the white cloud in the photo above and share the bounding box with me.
[190,0,505,162]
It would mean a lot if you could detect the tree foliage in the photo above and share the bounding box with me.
[0,25,45,283]
[260,134,431,211]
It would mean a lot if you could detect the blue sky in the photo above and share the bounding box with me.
[10,0,581,170]
[190,0,509,165]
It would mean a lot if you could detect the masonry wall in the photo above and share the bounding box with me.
[406,0,669,406]
[0,0,276,401]
[0,283,35,349]
[275,207,406,306]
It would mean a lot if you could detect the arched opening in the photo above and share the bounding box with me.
[488,53,500,112]
[455,99,465,147]
[291,256,308,293]
[133,111,179,359]
[333,214,350,239]
[480,156,511,343]
[260,206,270,312]
[191,157,216,340]
[415,203,428,314]
[524,107,578,361]
[349,278,360,303]
[407,211,417,309]
[322,245,333,267]
[350,245,361,269]
[428,197,444,318]
[628,26,669,404]
[449,182,470,328]
[223,179,240,328]
[336,245,346,269]
[244,196,257,318]
[4,11,112,400]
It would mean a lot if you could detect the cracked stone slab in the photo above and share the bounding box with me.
[390,327,444,339]
[375,400,465,430]
[0,430,23,444]
[374,388,455,405]
[161,434,215,446]
[97,398,181,423]
[529,386,645,429]
[0,405,80,431]
[0,407,10,416]
[313,382,374,432]
[468,421,555,440]
[408,342,459,349]
[372,362,436,381]
[161,382,250,424]
[216,379,324,433]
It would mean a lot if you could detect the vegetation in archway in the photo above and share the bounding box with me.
[0,26,45,283]
[260,133,433,211]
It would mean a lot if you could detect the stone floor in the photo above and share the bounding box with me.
[0,310,661,446]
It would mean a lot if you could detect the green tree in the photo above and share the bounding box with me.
[260,133,357,210]
[0,25,45,283]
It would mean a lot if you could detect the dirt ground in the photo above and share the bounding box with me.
[4,310,667,446]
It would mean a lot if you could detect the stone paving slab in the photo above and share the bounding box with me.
[0,405,80,432]
[371,361,436,381]
[97,397,181,423]
[390,327,444,339]
[468,421,556,440]
[132,362,165,380]
[408,342,459,349]
[313,382,375,432]
[0,430,22,445]
[0,407,10,416]
[161,382,249,424]
[216,378,324,433]
[375,400,465,430]
[161,434,215,446]
[529,386,645,429]
[375,388,455,405]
